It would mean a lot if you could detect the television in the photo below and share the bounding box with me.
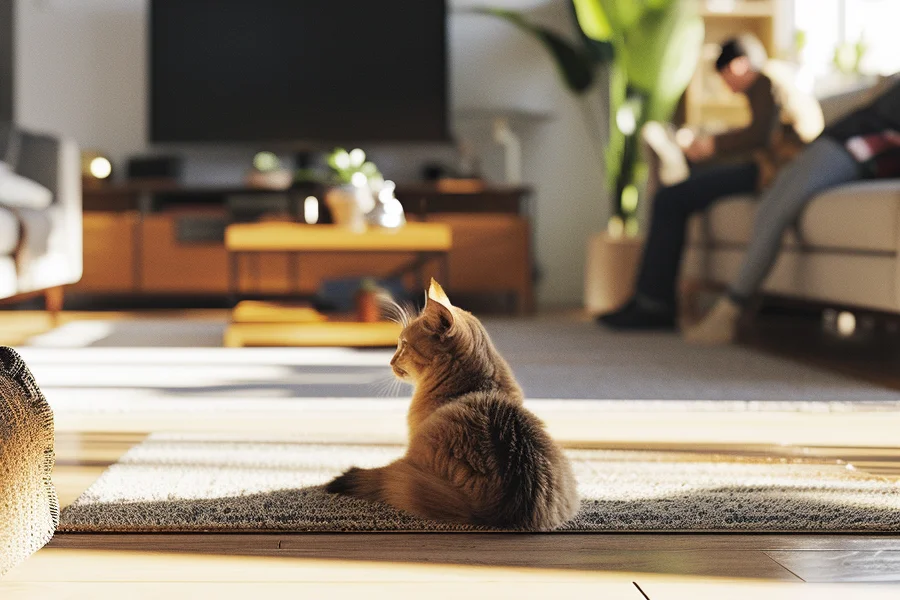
[149,0,448,145]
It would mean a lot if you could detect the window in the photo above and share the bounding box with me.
[793,0,900,78]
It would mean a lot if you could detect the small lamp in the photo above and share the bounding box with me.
[81,151,113,188]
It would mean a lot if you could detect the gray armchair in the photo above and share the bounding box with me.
[0,129,82,310]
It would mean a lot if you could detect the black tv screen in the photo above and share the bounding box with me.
[150,0,448,144]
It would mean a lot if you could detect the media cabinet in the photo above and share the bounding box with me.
[73,181,535,314]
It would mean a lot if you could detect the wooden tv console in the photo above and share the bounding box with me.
[73,181,535,313]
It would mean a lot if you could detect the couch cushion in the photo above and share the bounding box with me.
[0,163,53,210]
[688,181,900,253]
[687,195,798,247]
[798,181,900,252]
[0,207,19,255]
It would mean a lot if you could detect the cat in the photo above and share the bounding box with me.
[325,279,579,531]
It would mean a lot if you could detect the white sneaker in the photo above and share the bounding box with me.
[642,121,690,186]
[683,296,742,345]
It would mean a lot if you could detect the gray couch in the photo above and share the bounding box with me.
[0,130,81,305]
[684,81,900,313]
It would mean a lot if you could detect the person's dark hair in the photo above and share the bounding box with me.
[715,35,768,72]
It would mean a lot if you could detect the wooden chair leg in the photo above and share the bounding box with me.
[44,286,64,323]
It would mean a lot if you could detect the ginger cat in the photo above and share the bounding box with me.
[325,280,579,530]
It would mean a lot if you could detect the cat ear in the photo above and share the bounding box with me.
[427,279,452,310]
[423,279,454,335]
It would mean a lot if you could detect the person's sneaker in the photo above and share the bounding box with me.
[596,298,676,331]
[683,296,741,345]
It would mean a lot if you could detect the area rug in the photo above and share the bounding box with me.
[19,318,900,402]
[0,347,58,575]
[59,433,900,533]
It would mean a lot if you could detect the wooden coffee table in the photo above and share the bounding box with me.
[223,222,452,347]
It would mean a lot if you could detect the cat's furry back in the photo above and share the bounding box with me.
[326,280,579,531]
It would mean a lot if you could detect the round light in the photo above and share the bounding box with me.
[333,150,351,170]
[89,157,112,179]
[383,197,404,216]
[378,179,397,203]
[349,148,366,167]
[253,151,279,172]
[615,105,636,135]
[351,171,368,188]
[836,311,856,337]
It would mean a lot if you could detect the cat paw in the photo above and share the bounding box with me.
[325,467,362,495]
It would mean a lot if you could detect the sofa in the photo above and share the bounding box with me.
[0,128,82,310]
[684,80,900,313]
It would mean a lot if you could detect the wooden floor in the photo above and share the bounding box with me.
[3,310,900,597]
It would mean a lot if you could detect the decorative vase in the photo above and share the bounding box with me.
[355,288,380,323]
[325,185,369,232]
[583,232,644,315]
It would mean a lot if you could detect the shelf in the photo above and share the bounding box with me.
[700,0,776,18]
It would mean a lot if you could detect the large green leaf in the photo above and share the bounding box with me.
[645,9,704,123]
[572,0,613,40]
[623,1,700,98]
[569,1,615,64]
[474,8,596,94]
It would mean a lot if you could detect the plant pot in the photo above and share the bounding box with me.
[325,185,369,232]
[583,232,644,315]
[355,288,380,323]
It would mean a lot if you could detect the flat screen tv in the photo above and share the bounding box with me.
[149,0,448,144]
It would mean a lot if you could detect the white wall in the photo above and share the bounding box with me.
[15,0,607,307]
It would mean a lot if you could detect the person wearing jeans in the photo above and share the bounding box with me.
[686,78,900,344]
[598,35,822,330]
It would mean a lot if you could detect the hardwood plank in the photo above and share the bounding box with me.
[765,550,900,583]
[48,533,900,554]
[638,580,900,599]
[0,581,643,600]
[41,536,795,581]
[5,548,643,585]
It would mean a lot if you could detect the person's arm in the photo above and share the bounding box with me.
[712,75,778,156]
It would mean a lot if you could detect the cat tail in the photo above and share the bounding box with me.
[325,459,473,523]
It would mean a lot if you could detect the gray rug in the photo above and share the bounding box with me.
[59,434,900,533]
[19,318,900,403]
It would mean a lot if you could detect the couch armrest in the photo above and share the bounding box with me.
[14,131,82,285]
[56,138,83,282]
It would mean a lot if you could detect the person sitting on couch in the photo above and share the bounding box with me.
[598,35,823,330]
[685,77,900,344]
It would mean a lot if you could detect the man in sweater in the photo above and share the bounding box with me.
[686,76,900,344]
[598,35,822,330]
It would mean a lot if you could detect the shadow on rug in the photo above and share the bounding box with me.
[59,434,900,533]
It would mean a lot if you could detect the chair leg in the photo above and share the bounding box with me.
[44,286,64,323]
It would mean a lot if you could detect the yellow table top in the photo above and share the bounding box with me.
[225,222,452,252]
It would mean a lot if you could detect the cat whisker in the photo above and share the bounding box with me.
[377,294,417,328]
[371,375,397,398]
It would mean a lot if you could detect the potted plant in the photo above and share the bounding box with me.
[472,1,703,313]
[323,148,381,232]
